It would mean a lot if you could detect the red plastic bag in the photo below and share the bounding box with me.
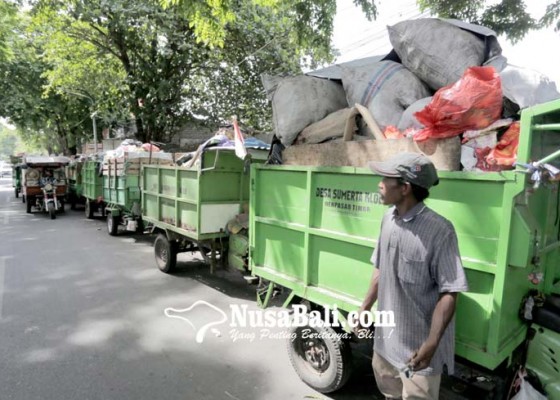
[383,125,405,139]
[474,147,505,171]
[486,121,520,166]
[413,66,503,142]
[141,143,161,152]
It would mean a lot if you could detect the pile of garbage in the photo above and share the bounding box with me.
[103,139,171,161]
[263,18,560,172]
[176,125,270,168]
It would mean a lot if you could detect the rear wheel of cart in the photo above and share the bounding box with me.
[287,324,352,393]
[15,188,19,198]
[154,234,177,273]
[22,194,25,203]
[85,200,94,219]
[26,197,32,213]
[59,199,65,213]
[107,214,119,236]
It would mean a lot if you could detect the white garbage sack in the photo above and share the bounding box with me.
[388,18,487,90]
[397,97,432,131]
[485,56,560,108]
[342,61,431,132]
[261,74,348,146]
[511,373,547,400]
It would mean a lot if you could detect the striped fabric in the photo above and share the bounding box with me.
[371,202,469,376]
[360,62,404,107]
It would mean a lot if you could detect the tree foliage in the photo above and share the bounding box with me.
[161,0,377,56]
[0,9,95,154]
[24,0,349,142]
[418,0,560,43]
[3,0,559,152]
[0,0,18,62]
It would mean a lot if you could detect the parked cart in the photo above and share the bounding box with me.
[22,156,70,217]
[142,148,267,273]
[82,160,105,219]
[249,100,560,398]
[11,157,23,200]
[103,152,173,235]
[66,160,85,210]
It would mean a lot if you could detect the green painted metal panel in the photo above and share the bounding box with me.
[308,235,373,300]
[82,161,103,200]
[253,223,306,281]
[103,174,140,209]
[526,325,560,400]
[66,161,84,198]
[12,166,21,189]
[254,170,308,226]
[250,99,560,372]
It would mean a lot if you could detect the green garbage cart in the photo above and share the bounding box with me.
[12,165,22,200]
[66,160,85,210]
[82,160,105,219]
[250,99,560,397]
[142,148,267,273]
[10,155,23,200]
[103,153,172,235]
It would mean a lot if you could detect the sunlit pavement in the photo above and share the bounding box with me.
[0,177,391,400]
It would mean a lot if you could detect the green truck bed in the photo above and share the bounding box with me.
[82,160,103,201]
[250,100,560,375]
[142,149,266,241]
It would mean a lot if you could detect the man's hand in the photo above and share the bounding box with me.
[408,292,458,372]
[409,339,438,371]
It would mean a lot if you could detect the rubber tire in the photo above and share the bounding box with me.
[48,203,56,220]
[136,218,145,234]
[15,188,19,198]
[154,234,177,273]
[85,200,94,219]
[287,324,352,393]
[70,196,76,211]
[22,194,25,203]
[59,200,65,213]
[26,197,32,213]
[107,215,119,236]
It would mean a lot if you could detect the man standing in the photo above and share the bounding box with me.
[358,152,468,399]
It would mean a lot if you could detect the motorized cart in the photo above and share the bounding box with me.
[249,100,560,397]
[142,148,267,273]
[103,152,173,235]
[22,156,70,219]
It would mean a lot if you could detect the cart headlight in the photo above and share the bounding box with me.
[44,183,53,191]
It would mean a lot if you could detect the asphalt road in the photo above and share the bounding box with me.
[0,178,384,400]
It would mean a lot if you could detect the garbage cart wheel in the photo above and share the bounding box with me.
[26,197,32,213]
[15,188,19,198]
[107,215,119,236]
[85,200,94,219]
[22,194,25,203]
[154,234,177,273]
[287,324,352,393]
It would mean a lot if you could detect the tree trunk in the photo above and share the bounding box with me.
[135,116,146,142]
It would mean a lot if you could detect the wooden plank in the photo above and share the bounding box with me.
[282,137,461,171]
